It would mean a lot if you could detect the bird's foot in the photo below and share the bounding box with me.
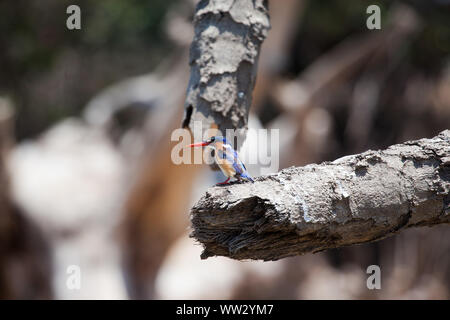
[216,177,231,186]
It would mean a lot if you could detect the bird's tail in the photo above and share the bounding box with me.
[241,173,254,183]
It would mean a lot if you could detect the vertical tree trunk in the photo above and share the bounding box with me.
[182,0,270,150]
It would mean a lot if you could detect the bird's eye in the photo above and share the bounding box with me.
[210,137,215,143]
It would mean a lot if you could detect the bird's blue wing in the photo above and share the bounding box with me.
[231,150,254,181]
[218,147,252,181]
[216,148,237,176]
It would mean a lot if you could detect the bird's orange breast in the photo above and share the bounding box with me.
[214,143,236,178]
[217,159,236,177]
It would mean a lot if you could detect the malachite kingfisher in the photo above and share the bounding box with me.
[187,136,254,185]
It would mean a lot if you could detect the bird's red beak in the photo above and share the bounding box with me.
[187,141,209,148]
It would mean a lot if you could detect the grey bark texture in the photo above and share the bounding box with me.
[191,130,450,261]
[182,0,270,150]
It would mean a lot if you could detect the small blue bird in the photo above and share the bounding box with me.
[188,136,254,185]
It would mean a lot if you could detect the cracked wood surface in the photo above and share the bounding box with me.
[190,130,450,261]
[182,0,270,150]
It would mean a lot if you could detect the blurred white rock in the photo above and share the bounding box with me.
[8,118,128,299]
[155,232,284,299]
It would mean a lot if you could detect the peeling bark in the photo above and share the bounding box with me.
[182,0,270,150]
[191,130,450,261]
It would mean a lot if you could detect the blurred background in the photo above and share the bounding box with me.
[0,0,449,299]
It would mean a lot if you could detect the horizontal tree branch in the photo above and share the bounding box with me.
[190,130,450,261]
